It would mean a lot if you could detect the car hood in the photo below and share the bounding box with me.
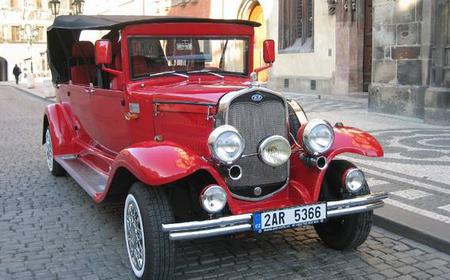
[130,79,251,105]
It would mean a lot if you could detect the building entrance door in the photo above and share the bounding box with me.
[249,4,267,82]
[0,57,7,81]
[363,0,373,92]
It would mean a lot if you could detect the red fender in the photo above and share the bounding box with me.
[293,125,383,202]
[313,126,383,200]
[44,103,76,156]
[108,141,219,186]
[327,126,384,158]
[103,141,240,208]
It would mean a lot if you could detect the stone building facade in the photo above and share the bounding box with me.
[84,0,449,125]
[369,0,450,125]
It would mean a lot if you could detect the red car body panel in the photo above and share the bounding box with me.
[44,21,384,214]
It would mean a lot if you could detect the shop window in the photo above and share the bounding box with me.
[278,0,314,52]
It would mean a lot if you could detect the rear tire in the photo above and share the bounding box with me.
[124,182,175,279]
[44,127,65,176]
[314,161,372,250]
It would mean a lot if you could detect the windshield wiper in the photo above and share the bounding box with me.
[187,69,224,79]
[148,71,189,79]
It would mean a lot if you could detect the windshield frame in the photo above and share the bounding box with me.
[127,36,250,81]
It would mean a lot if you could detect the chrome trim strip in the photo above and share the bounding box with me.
[216,86,291,201]
[153,100,217,106]
[162,192,387,240]
[327,192,388,210]
[162,213,252,232]
[169,224,252,241]
[327,201,384,218]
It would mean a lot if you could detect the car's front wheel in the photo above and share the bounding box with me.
[44,127,65,176]
[314,161,373,250]
[124,182,175,279]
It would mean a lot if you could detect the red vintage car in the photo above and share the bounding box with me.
[43,15,387,279]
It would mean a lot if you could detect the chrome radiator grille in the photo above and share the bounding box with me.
[223,90,288,200]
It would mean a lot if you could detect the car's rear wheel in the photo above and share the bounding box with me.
[124,182,175,279]
[314,161,373,250]
[44,127,65,176]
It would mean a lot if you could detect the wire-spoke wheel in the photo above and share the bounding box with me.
[124,182,175,279]
[44,127,65,176]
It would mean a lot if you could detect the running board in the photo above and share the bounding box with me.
[55,155,107,199]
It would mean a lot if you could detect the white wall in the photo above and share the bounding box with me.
[269,0,335,79]
[210,0,335,80]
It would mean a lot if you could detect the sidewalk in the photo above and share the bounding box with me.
[0,81,56,103]
[5,83,450,254]
[285,92,450,253]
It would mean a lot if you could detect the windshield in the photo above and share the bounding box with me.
[128,37,249,79]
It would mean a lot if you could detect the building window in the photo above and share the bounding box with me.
[11,26,21,42]
[278,0,314,52]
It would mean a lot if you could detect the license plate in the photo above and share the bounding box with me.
[253,203,327,233]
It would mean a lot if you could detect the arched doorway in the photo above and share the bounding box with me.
[239,1,267,82]
[0,57,7,81]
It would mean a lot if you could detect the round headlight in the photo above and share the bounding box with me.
[344,168,365,193]
[258,135,292,167]
[208,125,245,164]
[302,119,335,155]
[200,185,227,214]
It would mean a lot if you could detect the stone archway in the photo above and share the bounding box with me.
[238,0,268,82]
[0,57,7,81]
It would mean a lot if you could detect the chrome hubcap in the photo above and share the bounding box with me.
[45,129,53,171]
[124,194,145,277]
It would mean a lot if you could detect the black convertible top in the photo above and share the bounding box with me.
[47,15,259,83]
[48,15,260,31]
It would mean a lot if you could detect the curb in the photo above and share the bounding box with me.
[373,205,450,255]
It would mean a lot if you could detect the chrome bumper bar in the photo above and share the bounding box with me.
[162,192,388,241]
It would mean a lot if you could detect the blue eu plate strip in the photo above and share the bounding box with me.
[253,213,262,233]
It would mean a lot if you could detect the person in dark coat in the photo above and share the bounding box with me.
[13,64,22,85]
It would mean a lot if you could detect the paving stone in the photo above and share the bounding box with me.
[1,86,450,279]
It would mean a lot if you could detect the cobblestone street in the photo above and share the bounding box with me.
[1,86,450,280]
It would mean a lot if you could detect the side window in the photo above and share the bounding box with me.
[278,0,314,53]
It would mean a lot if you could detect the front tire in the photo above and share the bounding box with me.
[314,161,373,250]
[124,182,175,279]
[44,127,65,176]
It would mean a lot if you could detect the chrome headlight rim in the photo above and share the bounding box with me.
[302,119,335,155]
[343,168,365,193]
[258,135,292,167]
[200,185,228,214]
[208,125,245,165]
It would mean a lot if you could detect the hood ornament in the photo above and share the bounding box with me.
[250,71,259,87]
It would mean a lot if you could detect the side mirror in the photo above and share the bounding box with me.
[263,39,275,64]
[95,39,112,65]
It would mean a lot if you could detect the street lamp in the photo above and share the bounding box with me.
[49,0,61,16]
[20,24,39,74]
[71,0,84,15]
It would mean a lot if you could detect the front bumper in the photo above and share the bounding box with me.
[162,192,388,241]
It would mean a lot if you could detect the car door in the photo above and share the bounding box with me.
[88,88,130,152]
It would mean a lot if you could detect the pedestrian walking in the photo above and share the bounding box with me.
[13,64,21,85]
